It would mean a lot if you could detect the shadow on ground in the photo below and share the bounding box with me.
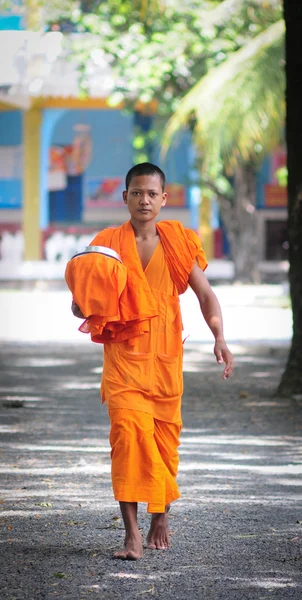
[0,341,301,599]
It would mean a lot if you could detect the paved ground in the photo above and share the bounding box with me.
[0,335,301,599]
[0,283,292,343]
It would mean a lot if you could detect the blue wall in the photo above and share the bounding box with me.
[153,129,191,190]
[256,155,271,209]
[0,107,195,216]
[0,15,23,30]
[0,111,22,208]
[0,111,22,145]
[52,109,190,185]
[51,109,133,178]
[49,108,192,221]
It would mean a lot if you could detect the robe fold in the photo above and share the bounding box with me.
[65,220,207,511]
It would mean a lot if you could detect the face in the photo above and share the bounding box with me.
[123,174,167,221]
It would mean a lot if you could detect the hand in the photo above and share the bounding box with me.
[71,301,85,319]
[214,339,234,380]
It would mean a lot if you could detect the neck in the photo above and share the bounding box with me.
[130,218,158,240]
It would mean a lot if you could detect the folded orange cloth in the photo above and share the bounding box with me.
[65,251,127,319]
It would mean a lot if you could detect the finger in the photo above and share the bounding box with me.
[222,361,234,379]
[215,350,223,364]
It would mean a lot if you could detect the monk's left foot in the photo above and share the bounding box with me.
[146,513,169,550]
[113,531,143,560]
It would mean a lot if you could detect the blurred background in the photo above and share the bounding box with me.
[0,0,291,350]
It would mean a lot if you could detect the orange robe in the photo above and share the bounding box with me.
[66,220,207,512]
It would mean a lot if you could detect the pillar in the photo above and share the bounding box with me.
[23,107,42,260]
[200,195,214,260]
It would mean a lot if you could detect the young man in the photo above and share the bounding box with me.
[70,162,233,560]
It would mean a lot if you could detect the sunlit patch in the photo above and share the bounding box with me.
[178,494,301,505]
[62,382,100,390]
[269,478,302,486]
[90,367,103,374]
[0,395,47,402]
[184,343,247,355]
[183,364,203,372]
[0,488,111,499]
[81,585,101,590]
[0,425,23,432]
[0,509,68,517]
[178,461,302,475]
[179,450,267,461]
[244,401,290,407]
[0,387,31,393]
[180,435,290,446]
[109,573,158,580]
[11,358,76,368]
[253,580,296,589]
[0,465,111,475]
[230,577,297,589]
[181,483,235,491]
[183,351,206,361]
[252,371,273,378]
[235,356,282,365]
[4,443,110,453]
[181,428,213,433]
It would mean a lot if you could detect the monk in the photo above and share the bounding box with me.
[70,162,234,560]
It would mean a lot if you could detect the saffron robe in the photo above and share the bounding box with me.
[109,408,182,513]
[66,220,207,511]
[88,220,208,423]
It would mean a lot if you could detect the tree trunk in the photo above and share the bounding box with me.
[24,0,44,30]
[278,1,302,396]
[218,164,260,283]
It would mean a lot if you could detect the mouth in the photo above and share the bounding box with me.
[138,209,151,213]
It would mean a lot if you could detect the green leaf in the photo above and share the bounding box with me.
[162,20,285,176]
[133,135,146,150]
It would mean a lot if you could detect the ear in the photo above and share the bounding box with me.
[122,190,128,204]
[161,192,167,207]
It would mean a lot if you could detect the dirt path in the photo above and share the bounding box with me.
[0,341,301,599]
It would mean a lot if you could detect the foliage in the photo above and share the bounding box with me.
[43,1,287,282]
[65,0,283,117]
[162,19,285,180]
[56,0,283,170]
[275,166,287,187]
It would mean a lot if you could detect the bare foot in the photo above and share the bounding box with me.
[113,531,143,560]
[146,513,169,550]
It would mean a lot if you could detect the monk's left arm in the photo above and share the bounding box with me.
[188,262,234,379]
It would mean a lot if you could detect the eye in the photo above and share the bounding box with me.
[150,192,157,197]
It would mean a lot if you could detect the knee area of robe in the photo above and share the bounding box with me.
[109,408,181,510]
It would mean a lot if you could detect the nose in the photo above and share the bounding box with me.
[139,194,151,205]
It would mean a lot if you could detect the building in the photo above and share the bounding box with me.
[0,16,288,266]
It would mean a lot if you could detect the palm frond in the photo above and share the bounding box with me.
[201,0,282,27]
[161,19,285,176]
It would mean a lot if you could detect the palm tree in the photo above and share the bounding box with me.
[277,0,302,396]
[162,19,285,281]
